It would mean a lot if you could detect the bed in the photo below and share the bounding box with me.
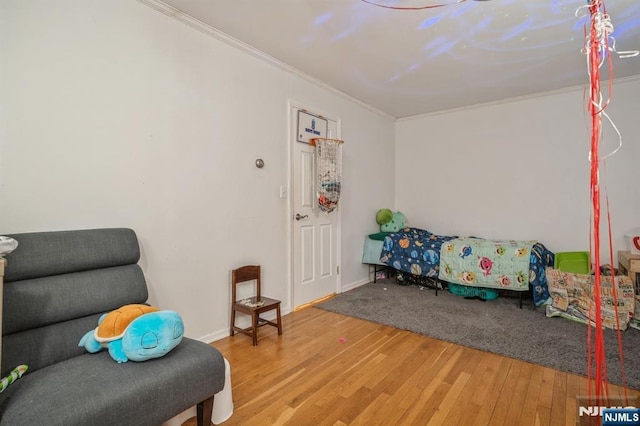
[362,232,392,283]
[377,227,555,306]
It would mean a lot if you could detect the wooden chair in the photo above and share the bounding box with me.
[230,265,282,346]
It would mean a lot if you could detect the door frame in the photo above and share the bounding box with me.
[286,98,342,310]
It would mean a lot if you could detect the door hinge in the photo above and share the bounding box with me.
[336,265,340,274]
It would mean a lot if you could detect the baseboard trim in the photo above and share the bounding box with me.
[294,293,337,311]
[341,278,370,293]
[198,306,293,344]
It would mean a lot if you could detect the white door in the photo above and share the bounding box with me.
[290,104,340,308]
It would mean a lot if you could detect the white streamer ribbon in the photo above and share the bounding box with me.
[576,2,637,163]
[576,4,640,63]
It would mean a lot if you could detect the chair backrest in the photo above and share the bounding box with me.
[1,228,148,377]
[232,265,261,302]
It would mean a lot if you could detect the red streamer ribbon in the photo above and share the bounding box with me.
[586,0,628,409]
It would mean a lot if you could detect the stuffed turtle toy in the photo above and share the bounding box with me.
[79,304,184,363]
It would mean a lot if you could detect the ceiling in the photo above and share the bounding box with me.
[158,0,640,118]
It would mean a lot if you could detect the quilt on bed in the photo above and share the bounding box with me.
[379,227,455,278]
[438,237,554,306]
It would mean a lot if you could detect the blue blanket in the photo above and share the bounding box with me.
[529,243,555,306]
[380,227,455,279]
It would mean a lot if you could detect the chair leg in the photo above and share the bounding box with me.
[251,311,258,346]
[230,308,236,336]
[197,395,214,426]
[276,305,282,335]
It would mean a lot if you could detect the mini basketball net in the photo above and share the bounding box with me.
[310,138,343,213]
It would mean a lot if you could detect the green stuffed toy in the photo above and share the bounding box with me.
[376,209,408,233]
[375,208,393,225]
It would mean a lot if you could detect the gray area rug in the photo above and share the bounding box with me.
[315,280,640,390]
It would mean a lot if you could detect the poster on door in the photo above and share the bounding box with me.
[297,110,328,144]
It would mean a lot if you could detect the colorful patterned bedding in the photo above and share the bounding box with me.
[380,227,455,279]
[379,228,554,306]
[438,237,554,305]
[544,268,635,330]
[438,238,535,291]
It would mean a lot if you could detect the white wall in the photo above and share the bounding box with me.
[395,77,640,264]
[0,0,395,341]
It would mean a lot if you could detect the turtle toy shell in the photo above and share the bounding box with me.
[95,304,159,343]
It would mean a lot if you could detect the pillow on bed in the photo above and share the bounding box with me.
[368,232,389,241]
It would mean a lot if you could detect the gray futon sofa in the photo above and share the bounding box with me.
[0,228,225,426]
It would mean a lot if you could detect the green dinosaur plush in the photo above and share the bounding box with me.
[375,209,393,225]
[375,208,408,233]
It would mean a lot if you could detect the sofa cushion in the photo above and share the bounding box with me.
[3,265,147,335]
[0,338,226,426]
[2,314,101,377]
[4,228,140,282]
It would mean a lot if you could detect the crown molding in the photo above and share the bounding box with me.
[398,74,640,122]
[136,0,394,121]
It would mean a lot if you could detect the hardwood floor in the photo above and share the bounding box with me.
[189,306,639,426]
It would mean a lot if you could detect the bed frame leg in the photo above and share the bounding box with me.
[519,292,523,309]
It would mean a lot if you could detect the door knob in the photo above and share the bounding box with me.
[295,213,308,221]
